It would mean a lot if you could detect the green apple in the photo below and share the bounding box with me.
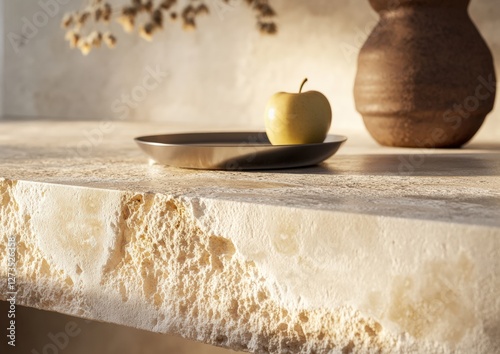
[265,78,332,145]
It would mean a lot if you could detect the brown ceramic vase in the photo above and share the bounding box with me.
[354,0,496,148]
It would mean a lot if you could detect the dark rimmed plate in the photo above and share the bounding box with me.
[135,132,347,170]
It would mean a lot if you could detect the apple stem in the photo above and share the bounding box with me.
[299,78,308,93]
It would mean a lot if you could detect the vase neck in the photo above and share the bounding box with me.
[369,0,470,12]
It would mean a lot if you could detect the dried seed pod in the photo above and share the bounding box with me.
[117,8,136,32]
[140,23,156,41]
[78,39,92,55]
[122,6,137,16]
[95,7,103,21]
[88,31,103,47]
[182,17,196,31]
[61,13,74,29]
[77,11,91,26]
[117,16,135,32]
[152,9,163,27]
[195,4,209,16]
[182,5,196,19]
[103,32,117,48]
[257,4,275,18]
[65,30,80,48]
[143,0,153,12]
[258,21,277,35]
[102,3,112,22]
[160,0,177,10]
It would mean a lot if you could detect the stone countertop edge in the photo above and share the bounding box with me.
[0,120,499,353]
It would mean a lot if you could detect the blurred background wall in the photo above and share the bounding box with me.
[0,0,499,140]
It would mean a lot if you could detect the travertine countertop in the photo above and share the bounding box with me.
[0,120,499,353]
[1,120,499,226]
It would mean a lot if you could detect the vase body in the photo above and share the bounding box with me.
[354,0,496,148]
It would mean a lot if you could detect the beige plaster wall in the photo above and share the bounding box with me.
[0,0,499,140]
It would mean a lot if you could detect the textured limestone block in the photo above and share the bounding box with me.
[0,121,499,353]
[0,179,499,354]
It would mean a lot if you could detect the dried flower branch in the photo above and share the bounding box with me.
[63,0,278,55]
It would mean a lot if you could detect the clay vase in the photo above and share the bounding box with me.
[354,0,496,148]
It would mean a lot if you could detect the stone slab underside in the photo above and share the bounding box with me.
[1,180,499,354]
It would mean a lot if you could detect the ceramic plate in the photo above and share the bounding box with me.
[135,132,347,170]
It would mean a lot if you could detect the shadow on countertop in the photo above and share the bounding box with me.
[279,152,500,177]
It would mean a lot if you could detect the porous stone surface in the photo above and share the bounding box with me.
[0,301,236,354]
[0,120,499,353]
